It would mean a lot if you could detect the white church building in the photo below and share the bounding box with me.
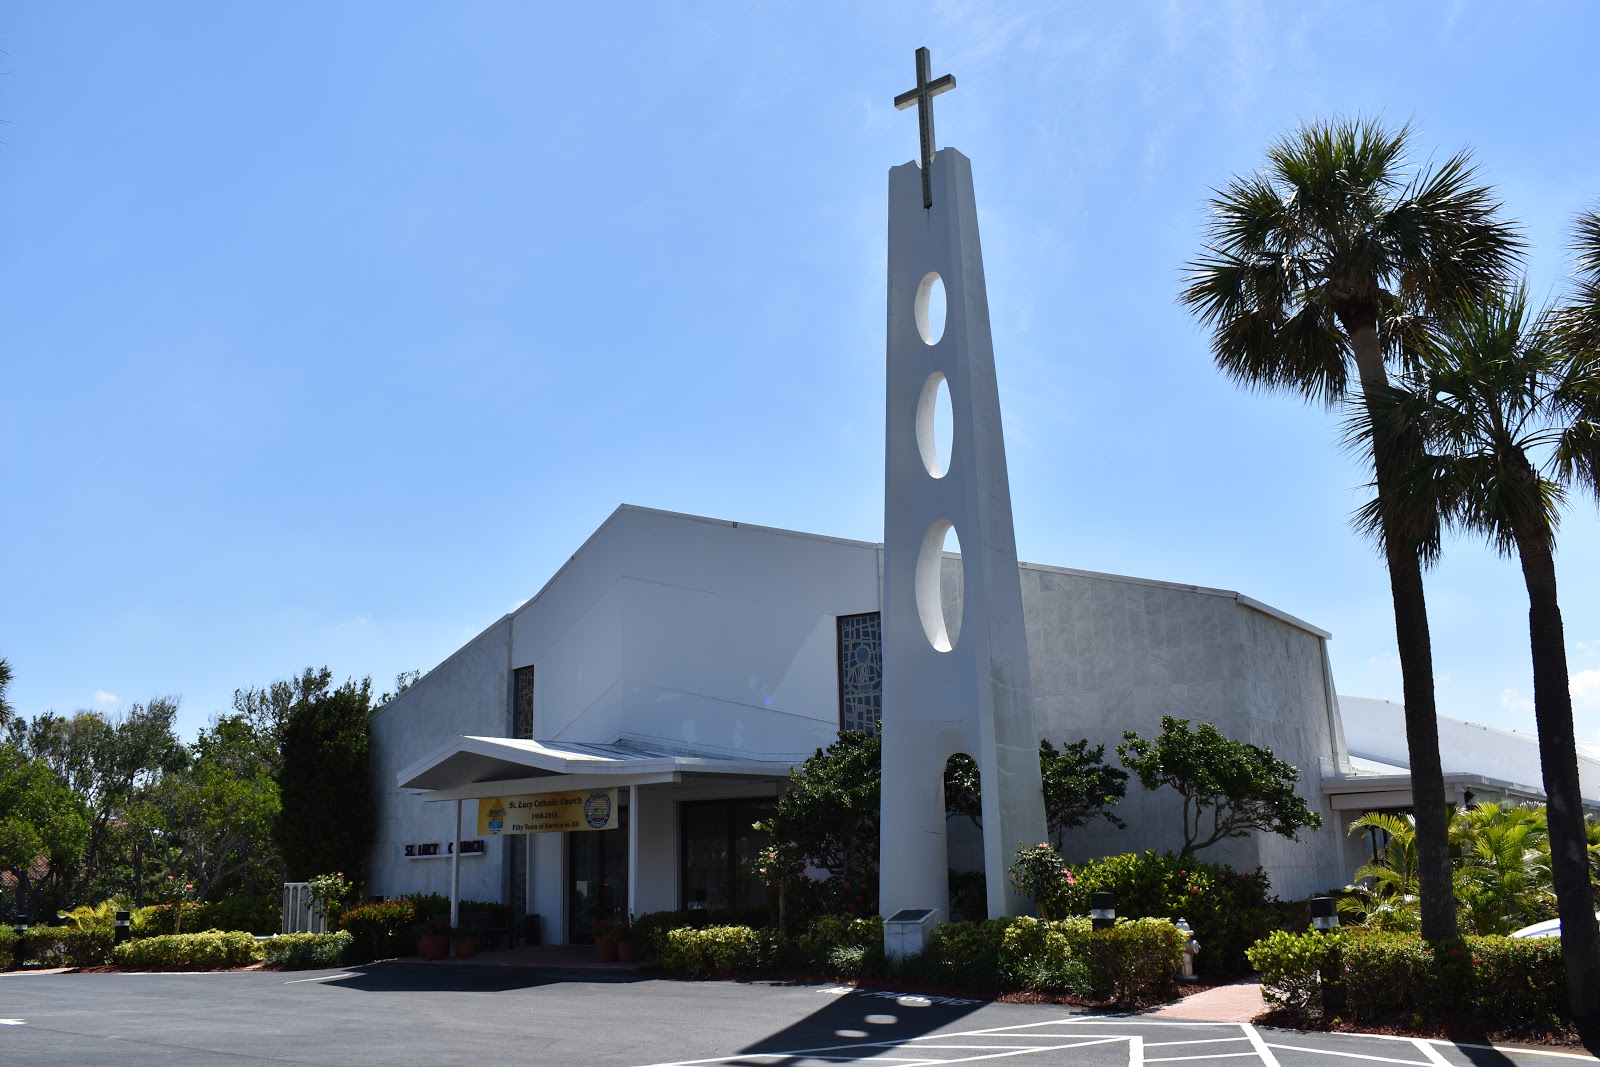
[374,502,1415,943]
[370,66,1598,943]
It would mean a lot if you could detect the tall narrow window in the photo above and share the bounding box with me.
[512,665,535,740]
[837,612,883,734]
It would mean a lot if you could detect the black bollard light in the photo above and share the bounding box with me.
[114,910,131,945]
[12,915,28,971]
[1309,897,1346,1015]
[1090,891,1115,931]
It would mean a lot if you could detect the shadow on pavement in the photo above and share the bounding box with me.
[324,961,653,994]
[732,986,985,1064]
[1450,1045,1521,1067]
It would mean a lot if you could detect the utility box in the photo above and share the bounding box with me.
[883,908,940,962]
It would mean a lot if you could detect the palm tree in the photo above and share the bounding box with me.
[0,657,13,725]
[1451,801,1554,936]
[1354,284,1600,1028]
[1338,811,1422,932]
[1180,118,1523,942]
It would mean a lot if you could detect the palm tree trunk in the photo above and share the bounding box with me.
[1348,321,1458,942]
[1513,521,1600,1035]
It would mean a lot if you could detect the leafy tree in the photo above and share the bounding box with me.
[1337,810,1422,932]
[1116,716,1321,856]
[11,700,185,902]
[0,742,90,917]
[274,670,375,885]
[1180,118,1521,941]
[944,740,1126,841]
[135,715,282,900]
[1353,283,1600,1022]
[765,730,881,883]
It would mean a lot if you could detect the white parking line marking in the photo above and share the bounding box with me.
[1411,1039,1453,1067]
[282,972,354,984]
[1132,1035,1145,1067]
[1264,1043,1429,1066]
[0,1019,24,1026]
[1240,1024,1284,1067]
[1146,1039,1253,1049]
[1145,1053,1261,1063]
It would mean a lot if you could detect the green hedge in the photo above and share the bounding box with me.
[1057,851,1285,975]
[113,930,262,969]
[131,895,279,937]
[262,931,353,969]
[334,901,417,962]
[15,925,116,967]
[632,908,774,959]
[0,928,16,970]
[1248,929,1568,1027]
[656,916,1184,1006]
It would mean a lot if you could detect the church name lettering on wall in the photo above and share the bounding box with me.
[477,789,619,835]
[402,839,486,859]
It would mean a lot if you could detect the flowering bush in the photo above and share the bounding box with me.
[1009,843,1077,918]
[307,872,355,922]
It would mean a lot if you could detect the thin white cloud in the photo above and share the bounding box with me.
[1369,651,1401,668]
[92,690,119,704]
[1576,640,1599,661]
[1573,671,1600,713]
[1500,688,1534,714]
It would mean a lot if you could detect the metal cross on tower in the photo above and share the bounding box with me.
[893,47,956,210]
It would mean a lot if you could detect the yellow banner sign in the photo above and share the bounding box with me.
[478,790,618,835]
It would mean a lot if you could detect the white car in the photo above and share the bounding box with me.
[1509,918,1563,939]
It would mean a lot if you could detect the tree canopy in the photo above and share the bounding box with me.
[1117,716,1320,856]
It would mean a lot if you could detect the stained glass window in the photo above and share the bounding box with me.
[512,665,535,740]
[837,612,883,734]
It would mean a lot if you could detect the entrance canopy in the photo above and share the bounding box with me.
[397,735,797,800]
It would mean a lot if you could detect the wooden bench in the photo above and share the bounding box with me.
[457,910,513,950]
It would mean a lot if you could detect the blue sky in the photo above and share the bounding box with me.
[4,2,1599,744]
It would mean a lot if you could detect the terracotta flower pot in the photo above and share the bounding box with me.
[417,932,450,961]
[595,936,619,962]
[454,936,477,959]
[616,940,638,964]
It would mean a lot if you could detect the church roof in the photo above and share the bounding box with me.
[396,733,796,795]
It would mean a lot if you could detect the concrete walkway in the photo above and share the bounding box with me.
[1142,978,1264,1021]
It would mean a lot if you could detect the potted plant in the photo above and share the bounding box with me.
[592,917,622,962]
[614,915,639,964]
[416,917,450,962]
[451,925,480,959]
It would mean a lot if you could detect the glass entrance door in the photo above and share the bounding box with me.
[680,799,774,912]
[567,805,628,943]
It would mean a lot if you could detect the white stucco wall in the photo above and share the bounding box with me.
[1017,562,1344,900]
[368,616,514,902]
[509,507,881,756]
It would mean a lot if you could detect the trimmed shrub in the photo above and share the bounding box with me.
[114,930,262,969]
[129,896,279,937]
[1247,929,1568,1028]
[920,918,1011,991]
[1247,929,1345,1012]
[20,925,116,967]
[262,931,353,970]
[632,908,775,960]
[1057,850,1280,975]
[335,900,417,963]
[658,925,775,975]
[0,928,16,970]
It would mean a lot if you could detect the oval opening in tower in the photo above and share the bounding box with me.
[916,372,953,478]
[915,520,964,652]
[915,272,946,345]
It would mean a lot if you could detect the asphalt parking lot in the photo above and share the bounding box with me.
[2,964,1594,1067]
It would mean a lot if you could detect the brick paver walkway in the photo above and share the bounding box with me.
[1142,979,1264,1021]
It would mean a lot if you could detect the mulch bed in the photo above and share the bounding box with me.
[1253,1008,1588,1051]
